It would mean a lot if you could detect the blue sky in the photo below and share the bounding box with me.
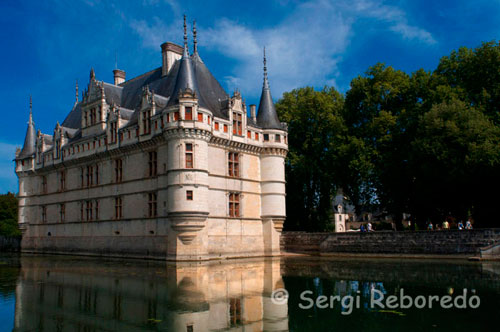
[1,0,499,193]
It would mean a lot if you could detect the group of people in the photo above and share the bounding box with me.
[360,222,373,232]
[427,220,472,230]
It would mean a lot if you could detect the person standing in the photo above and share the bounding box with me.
[367,222,373,232]
[458,221,464,230]
[442,220,450,230]
[466,220,473,230]
[427,222,433,230]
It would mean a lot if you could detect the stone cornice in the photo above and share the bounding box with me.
[163,127,212,141]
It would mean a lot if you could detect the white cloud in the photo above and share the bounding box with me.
[130,0,435,97]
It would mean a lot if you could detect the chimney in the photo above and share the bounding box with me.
[113,69,126,85]
[250,104,256,122]
[161,42,183,76]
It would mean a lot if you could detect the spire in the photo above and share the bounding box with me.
[263,47,269,89]
[256,47,282,129]
[75,80,79,103]
[183,14,189,57]
[90,67,95,80]
[19,95,36,159]
[193,20,198,55]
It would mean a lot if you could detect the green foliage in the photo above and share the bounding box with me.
[278,41,500,231]
[0,192,20,237]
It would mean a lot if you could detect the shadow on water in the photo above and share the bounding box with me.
[0,254,498,331]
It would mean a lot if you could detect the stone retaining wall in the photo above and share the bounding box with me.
[0,236,21,251]
[281,229,500,255]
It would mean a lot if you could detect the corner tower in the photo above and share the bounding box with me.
[257,49,288,255]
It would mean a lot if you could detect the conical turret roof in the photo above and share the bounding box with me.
[18,97,36,159]
[257,49,282,129]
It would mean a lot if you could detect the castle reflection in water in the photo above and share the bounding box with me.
[13,256,288,331]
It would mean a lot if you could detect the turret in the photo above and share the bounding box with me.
[166,15,211,261]
[256,49,288,255]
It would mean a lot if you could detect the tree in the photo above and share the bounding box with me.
[276,87,346,231]
[0,192,20,237]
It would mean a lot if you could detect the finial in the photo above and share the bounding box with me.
[90,67,95,80]
[29,94,32,115]
[193,20,198,54]
[263,47,269,89]
[75,79,79,103]
[183,15,188,49]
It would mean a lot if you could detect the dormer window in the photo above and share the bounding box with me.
[185,107,193,120]
[55,140,61,158]
[142,110,152,134]
[110,122,118,143]
[275,134,281,143]
[232,112,242,135]
[264,134,269,142]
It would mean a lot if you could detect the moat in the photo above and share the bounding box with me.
[0,254,499,331]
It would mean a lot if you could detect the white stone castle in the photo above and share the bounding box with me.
[14,17,288,261]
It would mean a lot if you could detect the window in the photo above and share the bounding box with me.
[86,200,93,221]
[95,164,99,185]
[42,176,47,194]
[60,204,65,222]
[232,112,242,135]
[186,190,193,200]
[174,111,180,121]
[86,165,94,187]
[264,134,269,142]
[255,132,259,140]
[80,202,84,221]
[143,110,152,134]
[115,197,122,220]
[275,134,281,142]
[229,193,240,217]
[59,171,66,191]
[247,131,251,138]
[148,193,157,218]
[229,298,241,327]
[42,206,47,223]
[185,107,192,120]
[215,122,219,131]
[110,122,118,143]
[80,167,84,188]
[197,113,203,122]
[228,152,239,177]
[114,159,123,183]
[95,200,99,221]
[224,124,228,133]
[185,143,193,168]
[187,325,194,332]
[55,140,61,158]
[148,151,157,177]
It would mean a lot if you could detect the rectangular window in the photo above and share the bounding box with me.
[232,112,242,135]
[186,190,193,200]
[42,176,47,194]
[86,200,93,221]
[275,134,281,142]
[148,192,157,217]
[148,151,157,177]
[115,197,122,220]
[185,143,193,168]
[143,110,152,134]
[95,164,99,185]
[60,204,65,223]
[95,200,99,221]
[86,165,94,187]
[174,111,180,121]
[115,159,123,183]
[228,152,239,177]
[229,193,240,217]
[80,202,84,221]
[247,131,251,138]
[197,113,203,122]
[185,107,192,120]
[215,122,219,131]
[229,298,242,327]
[224,124,228,133]
[41,206,47,223]
[264,134,269,142]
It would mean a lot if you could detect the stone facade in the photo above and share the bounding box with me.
[15,19,287,261]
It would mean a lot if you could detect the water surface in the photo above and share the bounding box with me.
[0,254,498,331]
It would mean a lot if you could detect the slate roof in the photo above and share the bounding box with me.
[18,112,36,159]
[256,52,282,130]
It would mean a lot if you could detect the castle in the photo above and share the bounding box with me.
[14,17,288,261]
